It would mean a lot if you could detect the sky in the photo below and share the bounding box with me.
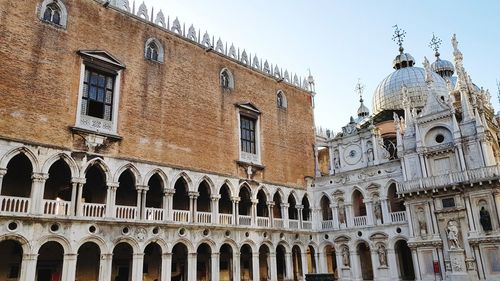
[143,0,500,132]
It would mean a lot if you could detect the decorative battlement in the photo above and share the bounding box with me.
[109,0,313,92]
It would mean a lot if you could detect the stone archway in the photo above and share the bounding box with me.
[0,240,23,280]
[395,240,415,280]
[357,242,373,280]
[76,242,101,281]
[36,241,64,281]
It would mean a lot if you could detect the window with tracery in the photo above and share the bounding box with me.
[144,38,164,63]
[146,42,159,61]
[277,90,287,108]
[220,68,234,90]
[39,0,67,28]
[43,3,61,25]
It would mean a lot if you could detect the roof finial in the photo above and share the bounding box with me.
[355,78,365,103]
[392,25,406,54]
[429,33,442,58]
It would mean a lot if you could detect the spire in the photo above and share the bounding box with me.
[429,33,454,78]
[392,25,406,54]
[355,79,369,117]
[452,34,474,121]
[429,33,442,59]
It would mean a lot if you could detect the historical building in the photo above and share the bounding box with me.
[0,1,499,281]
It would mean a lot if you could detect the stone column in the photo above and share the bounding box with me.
[99,253,113,281]
[345,203,354,227]
[405,202,415,237]
[331,204,339,229]
[105,182,119,218]
[72,177,86,217]
[314,144,321,177]
[370,249,379,280]
[364,199,374,226]
[494,191,500,226]
[0,168,7,195]
[301,251,309,278]
[464,195,477,233]
[269,252,278,281]
[285,252,293,280]
[411,249,422,281]
[350,250,361,281]
[251,198,258,226]
[473,246,485,280]
[30,172,49,214]
[188,252,197,281]
[136,185,148,220]
[165,189,175,221]
[211,252,220,281]
[252,252,260,281]
[189,191,199,223]
[427,202,439,237]
[296,204,304,228]
[234,252,241,281]
[317,251,327,273]
[62,253,77,281]
[381,198,390,224]
[19,253,37,281]
[161,253,172,281]
[131,253,144,281]
[268,201,275,228]
[282,203,290,228]
[232,196,240,225]
[387,248,399,280]
[211,194,220,224]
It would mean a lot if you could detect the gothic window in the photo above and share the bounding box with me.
[144,38,164,62]
[276,90,287,109]
[39,0,68,28]
[240,116,256,154]
[383,137,398,160]
[75,50,125,134]
[220,68,234,90]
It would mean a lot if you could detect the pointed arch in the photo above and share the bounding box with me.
[114,163,141,185]
[0,146,39,172]
[196,175,216,195]
[81,158,111,181]
[41,153,79,178]
[143,168,168,190]
[170,171,193,191]
[217,179,235,196]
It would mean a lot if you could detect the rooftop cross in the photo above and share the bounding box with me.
[355,79,365,103]
[392,25,406,53]
[429,33,442,57]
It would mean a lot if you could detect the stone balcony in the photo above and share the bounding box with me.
[397,165,500,195]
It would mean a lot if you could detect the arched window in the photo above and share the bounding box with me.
[220,68,234,90]
[276,90,287,109]
[144,38,164,63]
[39,0,68,28]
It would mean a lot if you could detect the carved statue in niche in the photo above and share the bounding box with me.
[342,246,350,266]
[479,206,493,232]
[334,150,340,168]
[417,208,427,236]
[378,245,387,266]
[373,199,382,222]
[366,141,374,163]
[447,220,461,249]
[338,201,346,224]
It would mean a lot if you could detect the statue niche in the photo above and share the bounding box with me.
[479,206,493,232]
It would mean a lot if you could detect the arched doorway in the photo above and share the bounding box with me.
[173,178,190,222]
[388,183,405,212]
[197,243,212,281]
[111,242,133,281]
[240,244,253,281]
[144,243,162,281]
[36,241,64,281]
[257,189,269,226]
[76,242,100,280]
[306,245,317,273]
[220,244,233,281]
[259,245,270,281]
[357,242,373,280]
[288,194,298,220]
[44,159,72,215]
[320,195,333,221]
[197,181,211,223]
[302,196,312,226]
[276,245,287,281]
[292,245,303,281]
[219,184,233,224]
[239,185,252,225]
[395,240,415,280]
[145,173,164,220]
[0,240,23,280]
[325,245,337,278]
[171,243,188,281]
[352,190,366,216]
[1,154,32,213]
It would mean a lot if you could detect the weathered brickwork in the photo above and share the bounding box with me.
[0,0,315,187]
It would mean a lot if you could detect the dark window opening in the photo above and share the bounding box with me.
[240,116,256,154]
[442,198,455,208]
[82,68,114,120]
[146,42,159,61]
[43,3,61,25]
[221,70,230,88]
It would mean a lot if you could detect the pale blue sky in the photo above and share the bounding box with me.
[146,0,500,131]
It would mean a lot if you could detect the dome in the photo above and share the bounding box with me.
[431,58,454,74]
[392,53,415,69]
[357,102,369,117]
[372,66,449,115]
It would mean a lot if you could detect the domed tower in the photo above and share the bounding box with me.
[372,26,449,120]
[355,80,370,118]
[429,34,455,79]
